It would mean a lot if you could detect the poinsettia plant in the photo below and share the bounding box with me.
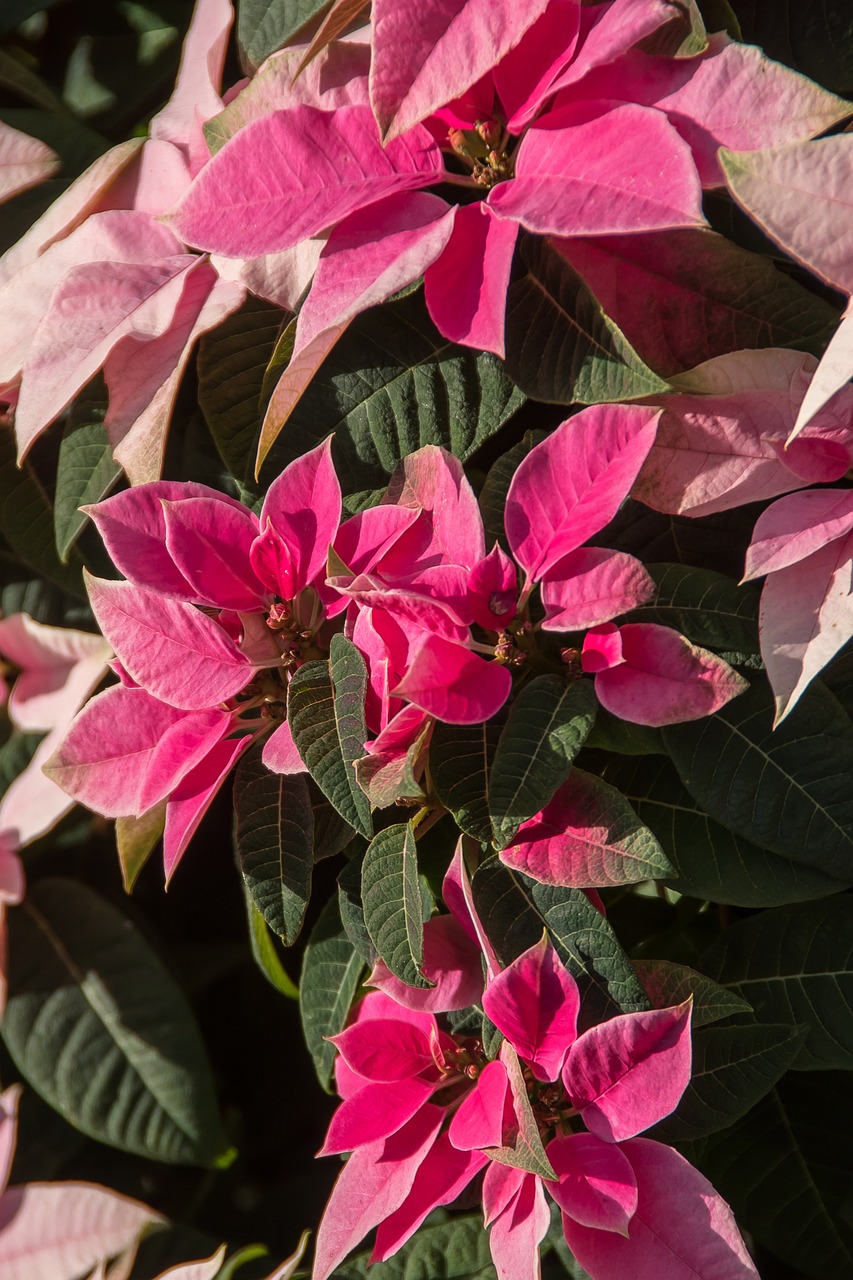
[0,0,851,1277]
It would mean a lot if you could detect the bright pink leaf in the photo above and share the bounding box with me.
[547,1131,637,1235]
[540,548,655,632]
[168,105,442,258]
[0,1182,163,1280]
[562,1137,759,1279]
[393,636,512,724]
[369,913,485,1013]
[136,707,232,813]
[163,734,251,880]
[580,623,623,674]
[0,120,57,204]
[320,1077,436,1155]
[263,196,454,438]
[382,446,486,572]
[369,0,550,141]
[492,0,581,131]
[84,480,239,597]
[330,1018,435,1082]
[467,543,519,631]
[162,496,266,611]
[506,405,660,583]
[424,203,518,357]
[501,769,667,889]
[257,438,342,596]
[556,0,680,94]
[372,1135,488,1262]
[44,684,192,817]
[482,939,580,1082]
[482,1161,526,1228]
[296,192,455,357]
[591,623,748,727]
[565,1001,692,1141]
[262,719,306,774]
[443,837,502,978]
[486,1168,551,1280]
[312,1106,444,1280]
[448,1059,511,1151]
[757,531,853,723]
[85,574,252,710]
[490,103,704,237]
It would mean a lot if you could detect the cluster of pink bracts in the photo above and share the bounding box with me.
[45,415,747,879]
[313,852,758,1280]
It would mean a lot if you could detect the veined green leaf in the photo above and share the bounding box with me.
[2,879,228,1165]
[299,897,364,1092]
[489,676,597,847]
[234,745,314,946]
[361,822,430,989]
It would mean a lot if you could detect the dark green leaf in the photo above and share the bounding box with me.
[299,897,364,1092]
[264,288,524,491]
[243,889,299,999]
[0,729,40,798]
[472,860,649,1017]
[652,1021,803,1141]
[238,0,332,71]
[663,679,853,880]
[361,822,430,989]
[627,563,760,654]
[729,0,853,94]
[693,1073,853,1279]
[633,959,752,1026]
[582,711,665,756]
[430,716,504,844]
[54,411,122,562]
[197,296,285,491]
[703,897,853,1070]
[599,753,850,906]
[504,236,670,404]
[0,427,85,596]
[332,1212,496,1279]
[287,639,373,838]
[234,745,314,946]
[489,676,597,847]
[312,785,356,860]
[2,879,228,1165]
[560,228,840,377]
[337,855,374,963]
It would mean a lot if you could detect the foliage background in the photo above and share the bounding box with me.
[1,1,853,1277]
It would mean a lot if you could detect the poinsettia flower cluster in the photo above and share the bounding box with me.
[46,404,748,878]
[166,0,848,452]
[46,439,344,878]
[313,860,757,1280]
